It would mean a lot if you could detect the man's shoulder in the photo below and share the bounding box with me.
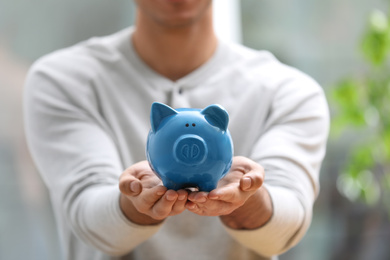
[222,41,302,80]
[222,41,277,66]
[30,27,132,77]
[222,42,318,88]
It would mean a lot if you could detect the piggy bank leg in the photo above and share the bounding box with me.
[198,182,217,192]
[162,179,181,191]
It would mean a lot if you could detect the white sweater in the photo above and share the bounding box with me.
[24,27,329,260]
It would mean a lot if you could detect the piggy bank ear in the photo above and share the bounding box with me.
[201,104,229,132]
[150,102,178,133]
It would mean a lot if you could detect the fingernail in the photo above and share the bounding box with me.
[242,177,252,190]
[156,190,165,196]
[186,203,196,210]
[209,190,221,199]
[209,193,219,200]
[178,194,186,200]
[187,194,195,201]
[166,193,176,201]
[197,197,207,203]
[130,182,141,193]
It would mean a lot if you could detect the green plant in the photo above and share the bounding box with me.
[331,8,390,210]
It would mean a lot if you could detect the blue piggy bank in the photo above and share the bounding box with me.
[146,102,234,192]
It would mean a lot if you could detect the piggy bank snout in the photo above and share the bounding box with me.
[173,134,208,165]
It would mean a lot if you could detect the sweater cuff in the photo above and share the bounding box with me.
[222,185,305,257]
[81,185,163,256]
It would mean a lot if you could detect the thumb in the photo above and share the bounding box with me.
[239,172,263,192]
[119,177,142,196]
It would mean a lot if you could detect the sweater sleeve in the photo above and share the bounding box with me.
[224,72,329,257]
[23,54,162,256]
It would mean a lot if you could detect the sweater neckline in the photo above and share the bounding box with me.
[119,27,227,92]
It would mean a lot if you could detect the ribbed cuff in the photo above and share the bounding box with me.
[81,185,163,256]
[223,185,304,257]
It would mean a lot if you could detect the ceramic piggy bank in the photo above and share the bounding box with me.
[146,102,234,192]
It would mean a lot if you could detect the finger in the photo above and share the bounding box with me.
[151,190,178,219]
[127,161,153,179]
[131,185,166,214]
[119,162,151,196]
[240,169,264,191]
[140,185,167,204]
[240,177,252,191]
[119,176,142,196]
[188,191,208,203]
[208,185,238,201]
[186,199,233,216]
[130,181,142,195]
[170,189,188,215]
[185,200,198,211]
[121,161,161,187]
[186,200,216,216]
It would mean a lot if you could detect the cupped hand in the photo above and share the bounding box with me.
[119,161,188,225]
[186,156,265,217]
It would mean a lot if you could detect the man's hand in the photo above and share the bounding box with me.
[186,156,273,229]
[119,161,188,225]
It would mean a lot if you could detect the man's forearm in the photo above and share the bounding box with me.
[73,186,162,255]
[220,186,273,229]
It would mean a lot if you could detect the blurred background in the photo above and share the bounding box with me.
[1,0,390,259]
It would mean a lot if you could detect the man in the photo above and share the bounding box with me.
[24,1,329,259]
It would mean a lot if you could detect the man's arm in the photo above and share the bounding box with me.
[187,75,329,257]
[23,56,165,256]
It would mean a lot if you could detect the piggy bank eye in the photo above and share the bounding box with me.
[192,123,196,127]
[185,123,189,127]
